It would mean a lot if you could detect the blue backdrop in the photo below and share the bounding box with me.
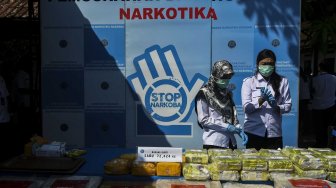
[41,0,300,148]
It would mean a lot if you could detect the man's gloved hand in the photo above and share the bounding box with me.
[238,131,248,146]
[226,124,241,134]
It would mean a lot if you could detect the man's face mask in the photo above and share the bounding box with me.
[258,65,274,77]
[216,79,230,89]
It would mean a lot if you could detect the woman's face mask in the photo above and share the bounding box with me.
[258,58,275,77]
[258,65,274,77]
[216,79,230,89]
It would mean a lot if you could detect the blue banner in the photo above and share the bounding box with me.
[41,0,300,148]
[125,1,211,148]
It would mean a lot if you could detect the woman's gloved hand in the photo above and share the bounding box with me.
[238,131,248,146]
[267,95,277,108]
[260,87,278,108]
[226,124,241,134]
[227,124,248,145]
[260,87,272,101]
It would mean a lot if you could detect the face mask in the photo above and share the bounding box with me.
[216,79,230,89]
[258,65,274,77]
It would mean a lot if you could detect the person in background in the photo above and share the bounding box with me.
[11,60,34,151]
[12,62,31,112]
[195,60,248,149]
[299,67,312,139]
[311,60,336,148]
[241,49,292,150]
[0,70,11,161]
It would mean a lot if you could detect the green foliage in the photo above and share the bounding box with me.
[301,0,336,54]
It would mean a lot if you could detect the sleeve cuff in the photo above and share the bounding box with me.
[219,120,229,129]
[278,105,285,113]
[255,102,262,109]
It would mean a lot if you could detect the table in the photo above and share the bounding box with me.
[76,147,182,181]
[0,147,274,186]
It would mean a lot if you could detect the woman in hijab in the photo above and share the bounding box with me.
[195,60,248,149]
[241,49,292,150]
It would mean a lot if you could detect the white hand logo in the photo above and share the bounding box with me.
[127,45,207,125]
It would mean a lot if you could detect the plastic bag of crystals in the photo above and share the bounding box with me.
[293,164,327,179]
[267,156,293,172]
[209,170,240,181]
[240,170,269,181]
[242,155,268,171]
[222,182,273,188]
[184,149,209,164]
[182,163,210,181]
[209,155,242,171]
